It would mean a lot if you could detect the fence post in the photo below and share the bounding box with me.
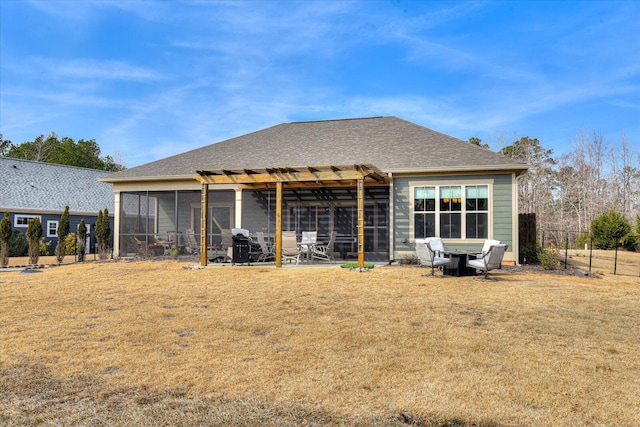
[588,234,593,273]
[614,243,619,275]
[564,233,569,269]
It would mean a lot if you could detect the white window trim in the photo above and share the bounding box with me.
[47,220,59,238]
[14,214,40,228]
[409,180,494,243]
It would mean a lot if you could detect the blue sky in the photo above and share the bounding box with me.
[1,0,638,167]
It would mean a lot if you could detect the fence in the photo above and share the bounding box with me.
[522,227,640,277]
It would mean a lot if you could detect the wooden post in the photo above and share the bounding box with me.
[275,181,283,268]
[200,183,208,266]
[357,178,364,269]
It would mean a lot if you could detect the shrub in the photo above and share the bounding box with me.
[9,229,27,257]
[64,232,77,255]
[78,220,87,262]
[55,205,70,263]
[573,233,591,249]
[0,212,11,267]
[519,243,540,264]
[539,245,560,270]
[27,217,43,264]
[39,238,52,255]
[622,234,639,252]
[591,210,631,250]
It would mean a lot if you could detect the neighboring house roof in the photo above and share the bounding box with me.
[102,116,528,183]
[0,157,114,215]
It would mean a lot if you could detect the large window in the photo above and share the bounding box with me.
[14,214,39,227]
[413,184,489,240]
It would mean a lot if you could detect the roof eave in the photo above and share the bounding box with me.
[385,164,530,176]
[99,174,196,183]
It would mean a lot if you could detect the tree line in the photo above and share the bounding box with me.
[471,132,640,248]
[0,132,125,171]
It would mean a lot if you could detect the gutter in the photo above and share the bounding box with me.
[385,164,529,176]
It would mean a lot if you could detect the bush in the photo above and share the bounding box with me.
[591,210,631,250]
[539,246,560,270]
[64,232,77,255]
[573,233,591,249]
[9,230,27,257]
[39,238,52,255]
[622,234,639,252]
[520,243,540,264]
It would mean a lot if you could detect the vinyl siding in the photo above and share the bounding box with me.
[392,173,514,256]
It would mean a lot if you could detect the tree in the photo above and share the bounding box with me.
[3,132,126,171]
[0,212,12,267]
[591,210,631,250]
[78,219,87,262]
[55,206,70,263]
[468,137,489,148]
[501,137,557,233]
[96,209,111,259]
[27,217,43,264]
[0,133,12,156]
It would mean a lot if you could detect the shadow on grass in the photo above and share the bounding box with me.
[0,362,501,427]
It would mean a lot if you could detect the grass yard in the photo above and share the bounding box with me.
[1,261,639,426]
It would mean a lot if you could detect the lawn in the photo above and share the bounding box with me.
[1,261,639,426]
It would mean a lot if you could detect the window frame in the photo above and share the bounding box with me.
[14,214,40,228]
[410,180,492,242]
[47,220,59,238]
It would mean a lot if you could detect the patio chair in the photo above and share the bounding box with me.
[134,235,167,257]
[480,239,502,255]
[311,231,336,263]
[415,238,449,276]
[426,236,446,257]
[467,244,508,279]
[184,228,200,254]
[256,231,275,262]
[282,230,302,265]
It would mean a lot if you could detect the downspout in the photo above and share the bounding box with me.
[388,172,394,262]
[514,172,524,266]
[113,190,121,258]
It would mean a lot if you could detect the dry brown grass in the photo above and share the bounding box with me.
[1,261,639,426]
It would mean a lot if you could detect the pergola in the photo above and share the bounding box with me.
[194,164,388,268]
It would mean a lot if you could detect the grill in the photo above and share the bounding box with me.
[231,228,261,265]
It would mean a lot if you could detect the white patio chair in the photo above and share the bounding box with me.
[256,231,275,262]
[467,244,508,279]
[426,237,446,257]
[415,238,449,276]
[282,230,302,265]
[311,231,336,263]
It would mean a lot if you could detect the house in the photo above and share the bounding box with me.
[101,116,528,266]
[0,157,114,255]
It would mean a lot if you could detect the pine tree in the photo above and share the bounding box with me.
[0,212,12,267]
[55,205,70,263]
[27,217,43,264]
[77,219,87,262]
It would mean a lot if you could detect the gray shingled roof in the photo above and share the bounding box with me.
[103,116,527,182]
[0,157,114,214]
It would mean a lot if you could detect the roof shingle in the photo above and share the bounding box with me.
[104,116,527,182]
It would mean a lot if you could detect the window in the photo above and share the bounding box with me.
[466,186,489,239]
[14,214,39,227]
[413,184,489,240]
[47,220,59,237]
[413,187,436,238]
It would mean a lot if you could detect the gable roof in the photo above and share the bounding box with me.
[103,116,528,182]
[0,157,114,215]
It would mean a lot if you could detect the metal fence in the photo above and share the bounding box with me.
[527,229,640,277]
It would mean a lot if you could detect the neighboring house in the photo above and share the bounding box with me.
[0,157,114,255]
[101,116,528,264]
